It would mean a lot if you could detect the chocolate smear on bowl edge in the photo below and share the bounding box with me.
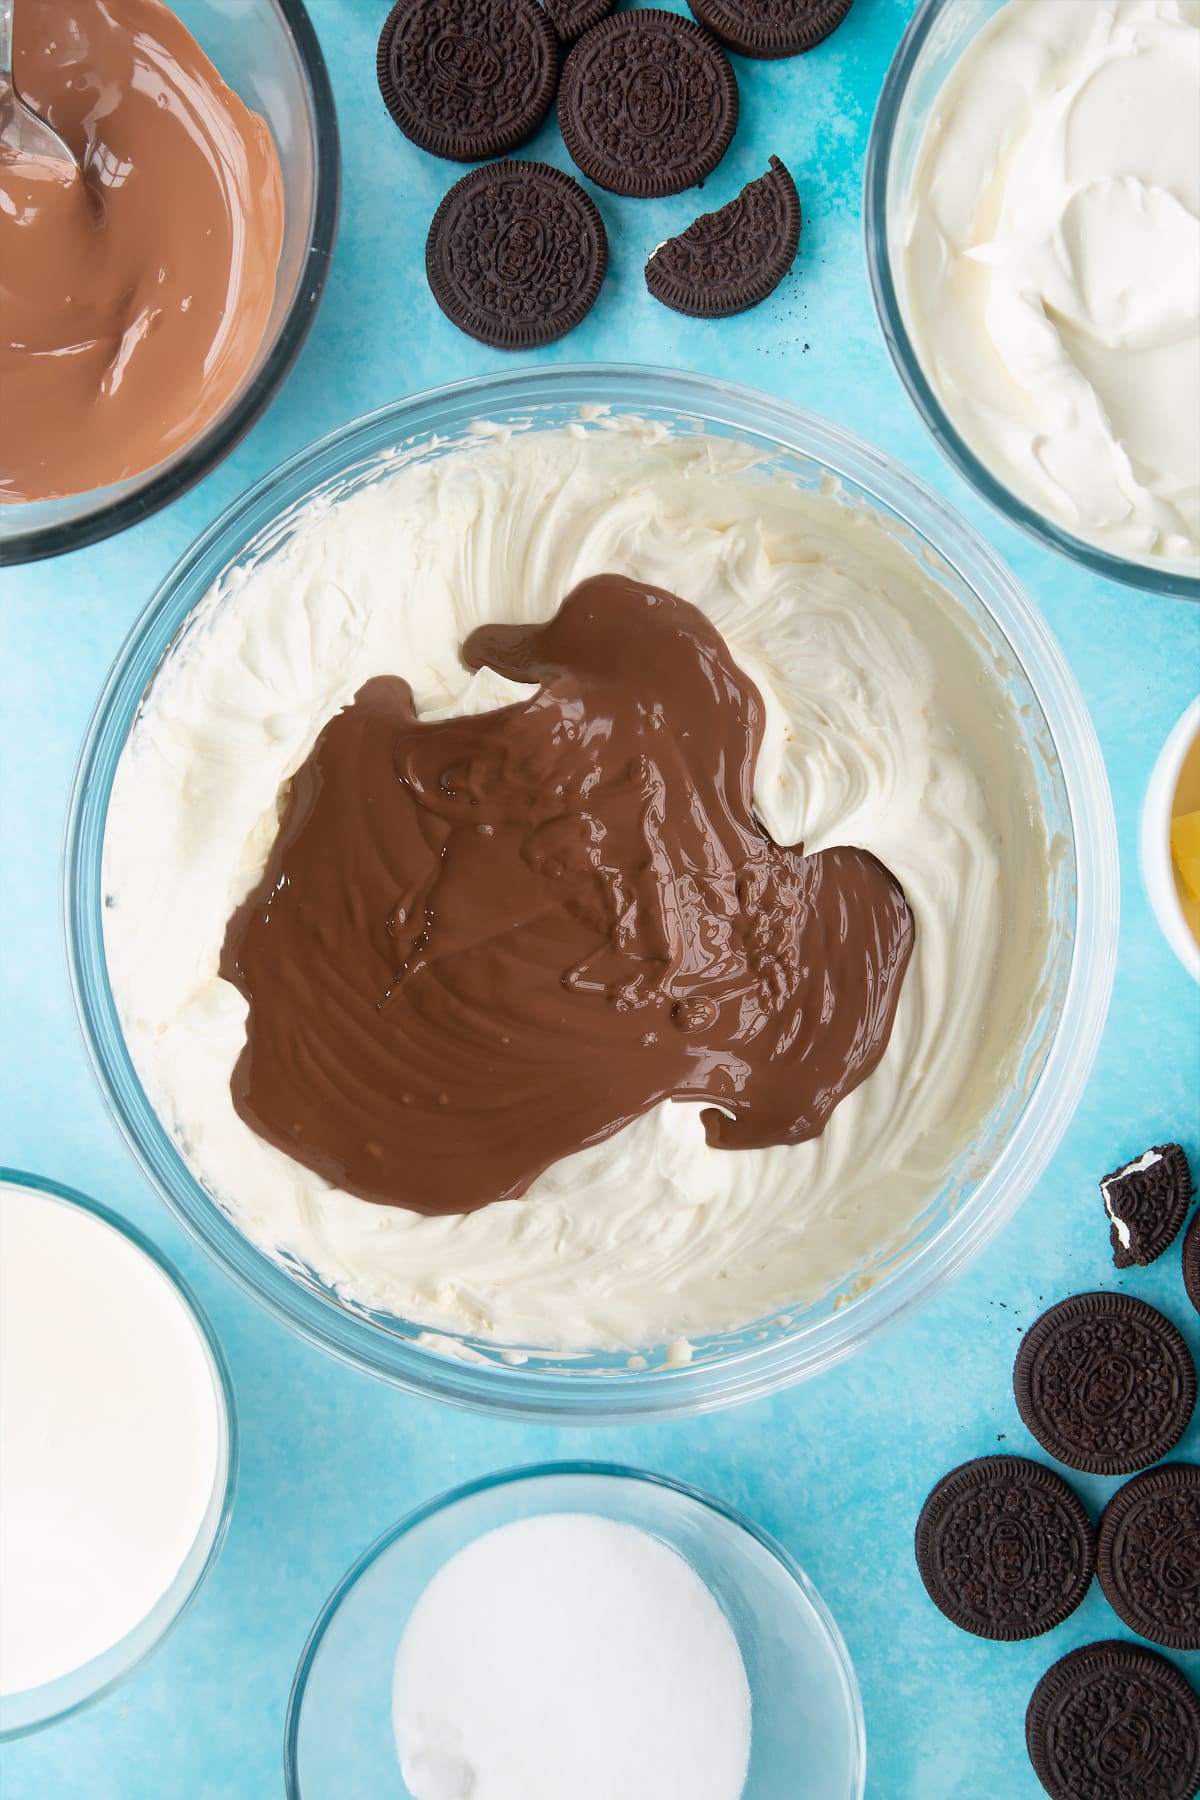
[645,156,801,318]
[1101,1142,1194,1269]
[220,575,915,1215]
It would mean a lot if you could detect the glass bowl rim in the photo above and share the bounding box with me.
[64,361,1119,1424]
[1140,695,1200,983]
[282,1458,867,1800]
[0,1166,238,1740]
[862,0,1200,602]
[0,0,341,569]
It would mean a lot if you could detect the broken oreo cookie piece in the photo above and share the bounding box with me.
[1101,1142,1194,1269]
[644,156,800,318]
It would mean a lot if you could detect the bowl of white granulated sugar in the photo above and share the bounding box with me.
[285,1461,865,1800]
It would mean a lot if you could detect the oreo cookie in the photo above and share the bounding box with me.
[426,161,607,348]
[644,156,801,317]
[1185,1211,1200,1315]
[558,10,739,198]
[543,0,615,44]
[914,1456,1094,1642]
[1098,1465,1200,1652]
[687,0,855,58]
[1014,1292,1196,1475]
[1026,1640,1200,1800]
[1101,1142,1194,1268]
[377,0,558,163]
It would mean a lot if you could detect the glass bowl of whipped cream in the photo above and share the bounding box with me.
[0,1170,236,1739]
[865,0,1200,600]
[0,0,339,566]
[66,365,1119,1421]
[285,1463,865,1800]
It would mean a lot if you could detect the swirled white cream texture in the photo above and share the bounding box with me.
[901,0,1200,564]
[103,423,1053,1353]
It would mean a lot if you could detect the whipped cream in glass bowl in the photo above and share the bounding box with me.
[66,367,1118,1421]
[866,0,1200,599]
[0,1171,235,1738]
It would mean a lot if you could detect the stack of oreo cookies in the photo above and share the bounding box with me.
[916,1142,1200,1800]
[375,1,853,345]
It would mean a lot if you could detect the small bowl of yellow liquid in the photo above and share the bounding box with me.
[1143,698,1200,982]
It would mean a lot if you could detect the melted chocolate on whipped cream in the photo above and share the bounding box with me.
[220,575,915,1214]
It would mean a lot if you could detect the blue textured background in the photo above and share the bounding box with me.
[3,2,1199,1794]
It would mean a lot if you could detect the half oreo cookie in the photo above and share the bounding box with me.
[644,156,801,317]
[1026,1640,1200,1800]
[1013,1292,1196,1476]
[558,9,739,198]
[377,0,558,163]
[915,1456,1094,1641]
[1101,1142,1194,1268]
[426,160,607,348]
[687,0,856,58]
[1098,1464,1200,1652]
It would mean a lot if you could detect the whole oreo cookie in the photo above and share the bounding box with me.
[1098,1465,1200,1652]
[1101,1143,1194,1269]
[558,10,739,198]
[644,156,801,317]
[544,0,615,44]
[377,0,558,163]
[687,0,856,58]
[1025,1640,1200,1800]
[914,1456,1094,1641]
[425,160,607,348]
[1013,1292,1196,1476]
[1186,1211,1200,1315]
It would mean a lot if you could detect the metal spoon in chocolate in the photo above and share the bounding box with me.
[0,0,77,174]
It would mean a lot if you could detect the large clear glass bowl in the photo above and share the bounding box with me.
[0,0,339,568]
[284,1463,866,1800]
[863,0,1200,602]
[0,1169,237,1740]
[65,365,1119,1422]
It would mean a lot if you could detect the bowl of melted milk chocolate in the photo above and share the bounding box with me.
[0,0,338,564]
[68,368,1119,1419]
